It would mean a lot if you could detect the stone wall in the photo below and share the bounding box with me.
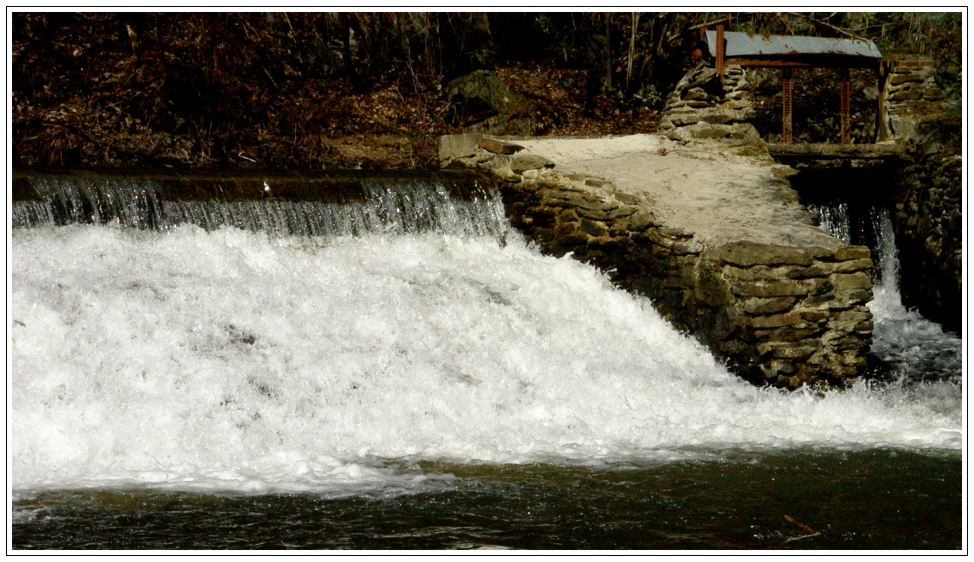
[657,64,760,146]
[883,57,962,332]
[894,154,962,332]
[885,57,947,145]
[440,133,874,389]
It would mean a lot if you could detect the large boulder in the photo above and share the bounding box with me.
[445,70,540,136]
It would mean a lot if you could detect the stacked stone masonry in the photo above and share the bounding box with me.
[658,64,759,144]
[884,56,949,145]
[440,133,874,389]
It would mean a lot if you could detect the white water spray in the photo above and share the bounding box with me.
[11,222,960,496]
[810,202,961,382]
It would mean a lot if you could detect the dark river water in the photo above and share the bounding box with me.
[12,451,962,550]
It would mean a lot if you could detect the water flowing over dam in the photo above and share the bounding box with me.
[12,171,507,238]
[10,172,962,549]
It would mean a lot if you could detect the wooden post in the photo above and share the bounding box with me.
[839,67,851,144]
[716,23,725,77]
[782,68,794,143]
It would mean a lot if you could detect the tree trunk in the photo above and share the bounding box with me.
[626,12,639,94]
[604,13,613,90]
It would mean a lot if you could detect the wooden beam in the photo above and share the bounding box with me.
[768,143,901,160]
[725,57,881,69]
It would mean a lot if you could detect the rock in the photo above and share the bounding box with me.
[584,178,612,188]
[477,138,523,155]
[673,122,763,143]
[889,72,924,85]
[741,296,797,315]
[732,279,809,298]
[684,87,712,101]
[830,272,872,291]
[834,245,870,261]
[625,210,658,231]
[678,65,720,94]
[750,311,804,328]
[711,242,815,267]
[701,107,756,125]
[756,341,817,360]
[833,258,873,273]
[445,70,539,135]
[510,154,554,174]
[438,133,482,164]
[579,217,609,237]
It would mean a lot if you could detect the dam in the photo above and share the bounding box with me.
[439,132,878,388]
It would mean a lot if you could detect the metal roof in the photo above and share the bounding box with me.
[705,30,882,60]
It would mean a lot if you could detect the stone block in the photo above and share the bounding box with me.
[477,138,523,155]
[579,218,609,237]
[827,289,874,309]
[750,311,804,329]
[731,279,809,298]
[889,73,924,85]
[754,325,823,342]
[711,241,815,267]
[833,258,873,273]
[835,245,871,261]
[830,272,872,291]
[684,87,713,101]
[756,341,817,360]
[741,296,797,315]
[511,154,555,174]
[438,133,483,164]
[625,210,658,231]
[784,263,832,279]
[798,309,829,322]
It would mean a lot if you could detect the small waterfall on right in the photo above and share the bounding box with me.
[810,203,962,383]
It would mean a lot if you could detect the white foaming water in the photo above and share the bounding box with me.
[866,209,962,381]
[11,225,961,497]
[807,202,851,244]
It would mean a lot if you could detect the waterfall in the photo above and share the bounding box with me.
[806,202,851,244]
[808,203,961,382]
[12,221,961,496]
[9,173,962,497]
[13,174,508,239]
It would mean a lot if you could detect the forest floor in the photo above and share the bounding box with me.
[14,61,663,171]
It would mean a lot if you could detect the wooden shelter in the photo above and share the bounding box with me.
[705,24,891,151]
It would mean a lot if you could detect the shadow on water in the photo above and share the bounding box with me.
[13,450,961,550]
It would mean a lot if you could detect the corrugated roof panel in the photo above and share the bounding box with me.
[705,30,882,59]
